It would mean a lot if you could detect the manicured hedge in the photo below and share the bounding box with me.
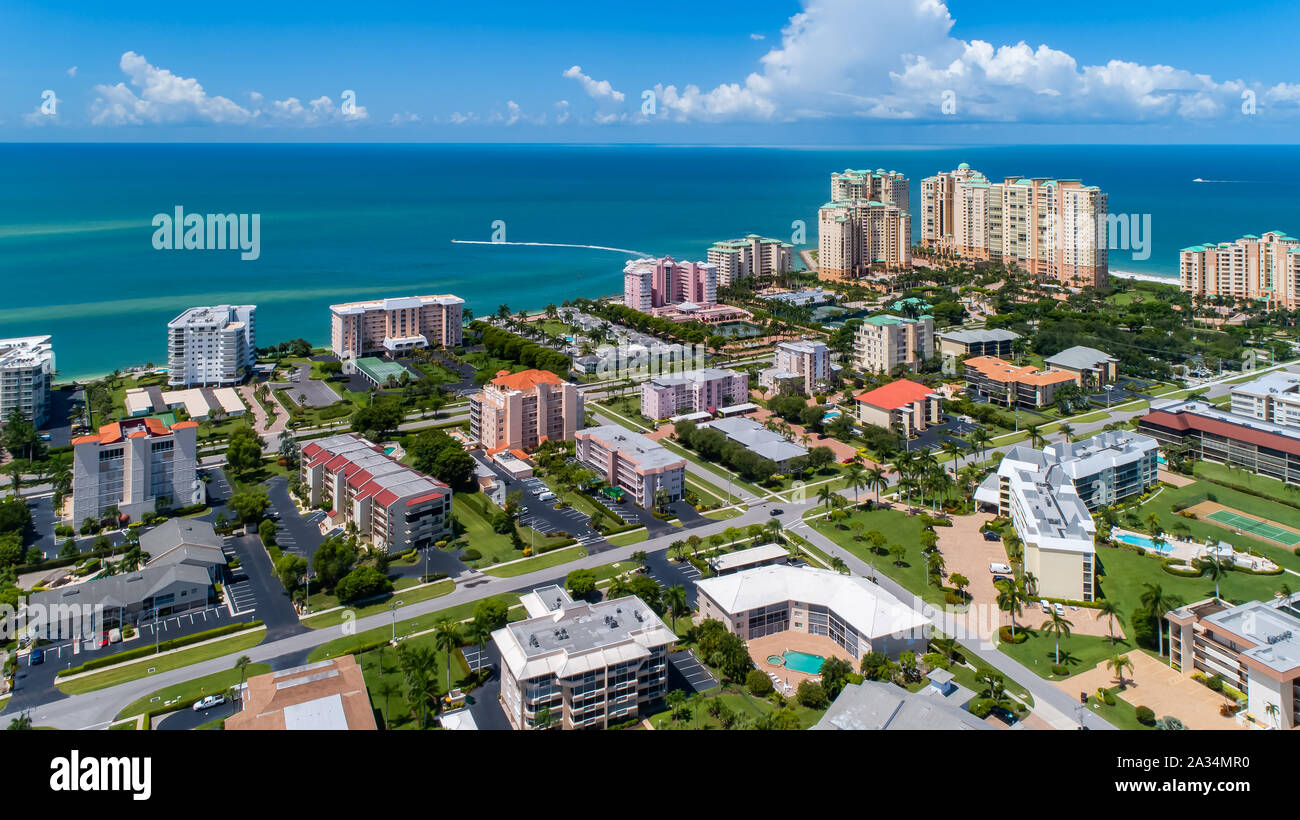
[58,620,263,677]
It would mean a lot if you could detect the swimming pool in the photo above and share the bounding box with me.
[1113,533,1173,554]
[782,650,826,675]
[384,447,396,456]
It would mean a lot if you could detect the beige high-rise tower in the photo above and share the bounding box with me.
[817,168,912,281]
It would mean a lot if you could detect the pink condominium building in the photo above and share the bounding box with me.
[920,164,1109,288]
[640,367,749,419]
[575,425,686,509]
[623,256,717,311]
[469,369,583,454]
[329,294,463,359]
[1179,231,1300,309]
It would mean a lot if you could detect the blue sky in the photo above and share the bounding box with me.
[4,0,1299,142]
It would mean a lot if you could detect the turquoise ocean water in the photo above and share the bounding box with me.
[4,143,1300,380]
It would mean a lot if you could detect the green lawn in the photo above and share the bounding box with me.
[997,627,1132,680]
[483,546,586,577]
[805,507,946,605]
[1086,686,1155,730]
[646,687,827,730]
[115,663,272,719]
[606,528,649,547]
[1194,460,1300,504]
[302,579,456,629]
[945,645,1035,706]
[451,492,571,567]
[1126,479,1300,572]
[308,594,525,662]
[359,640,474,730]
[57,628,268,696]
[702,507,744,521]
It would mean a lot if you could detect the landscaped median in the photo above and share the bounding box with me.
[307,594,526,663]
[302,579,456,629]
[55,623,268,696]
[483,545,587,578]
[115,663,273,726]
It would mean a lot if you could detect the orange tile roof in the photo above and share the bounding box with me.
[964,356,1076,387]
[855,379,936,411]
[489,368,566,392]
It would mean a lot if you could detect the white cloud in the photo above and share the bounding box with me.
[23,94,61,126]
[390,111,421,125]
[555,100,570,124]
[641,0,1292,123]
[562,65,626,103]
[91,51,253,125]
[750,33,765,41]
[66,66,77,77]
[449,111,478,125]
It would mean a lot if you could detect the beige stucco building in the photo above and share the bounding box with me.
[469,369,583,454]
[817,168,912,281]
[852,314,933,374]
[1180,231,1300,310]
[329,294,463,359]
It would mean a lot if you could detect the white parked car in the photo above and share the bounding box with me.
[192,695,226,712]
[1040,600,1051,613]
[989,563,1013,575]
[1053,603,1067,617]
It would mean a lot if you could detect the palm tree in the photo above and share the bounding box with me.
[433,619,463,696]
[1203,556,1225,600]
[830,556,849,574]
[1096,598,1121,646]
[997,580,1027,638]
[1265,701,1281,729]
[464,619,492,673]
[844,463,865,505]
[866,466,888,503]
[816,484,835,512]
[1107,653,1134,689]
[1042,610,1074,664]
[1057,422,1075,444]
[1140,583,1182,656]
[1025,424,1046,449]
[663,585,689,632]
[969,427,992,462]
[375,678,400,728]
[234,655,252,709]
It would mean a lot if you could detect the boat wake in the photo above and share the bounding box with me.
[451,239,653,257]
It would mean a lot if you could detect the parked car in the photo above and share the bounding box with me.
[982,530,1002,542]
[769,508,784,517]
[1053,603,1067,617]
[192,695,226,712]
[536,491,557,503]
[991,575,1013,586]
[29,648,44,665]
[989,705,1019,725]
[989,563,1013,574]
[1040,600,1051,614]
[109,628,122,643]
[95,633,109,649]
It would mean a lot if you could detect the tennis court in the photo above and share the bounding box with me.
[1206,510,1300,546]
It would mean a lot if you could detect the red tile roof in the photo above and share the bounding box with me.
[405,491,445,507]
[855,379,936,411]
[490,368,566,392]
[964,356,1076,386]
[1141,409,1300,458]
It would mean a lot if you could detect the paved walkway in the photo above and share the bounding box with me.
[1060,651,1244,730]
[238,384,286,440]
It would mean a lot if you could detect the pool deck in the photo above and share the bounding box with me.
[745,631,854,691]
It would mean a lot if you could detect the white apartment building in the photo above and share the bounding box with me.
[1167,595,1300,729]
[0,335,55,426]
[329,294,464,359]
[494,585,675,730]
[759,340,832,395]
[975,430,1160,601]
[707,235,794,286]
[71,417,202,526]
[574,425,686,509]
[1229,372,1300,429]
[166,305,257,388]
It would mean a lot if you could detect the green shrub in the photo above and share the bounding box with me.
[1051,664,1068,676]
[967,698,995,718]
[998,625,1028,644]
[746,669,774,696]
[1102,690,1116,706]
[1135,706,1156,726]
[461,548,482,561]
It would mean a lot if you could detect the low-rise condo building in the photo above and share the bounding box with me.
[166,305,257,388]
[963,356,1077,408]
[919,165,1109,288]
[27,564,213,635]
[493,585,675,730]
[469,368,583,454]
[707,543,790,576]
[854,379,942,437]
[1179,231,1300,310]
[697,416,808,470]
[1139,399,1300,485]
[708,235,794,286]
[934,328,1021,360]
[759,340,832,395]
[574,425,686,509]
[1042,345,1118,388]
[0,335,55,427]
[301,434,453,553]
[695,564,931,660]
[329,294,463,359]
[853,315,933,374]
[71,418,202,526]
[974,430,1159,601]
[639,367,748,419]
[813,681,993,731]
[1229,372,1300,428]
[1166,595,1300,729]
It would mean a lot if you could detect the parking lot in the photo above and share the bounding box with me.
[476,456,611,550]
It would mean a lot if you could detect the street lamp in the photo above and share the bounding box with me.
[390,600,403,643]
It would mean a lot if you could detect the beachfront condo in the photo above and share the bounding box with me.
[817,168,912,281]
[0,335,55,427]
[919,164,1109,288]
[707,235,794,286]
[623,256,717,311]
[300,433,453,553]
[166,305,257,388]
[468,368,583,454]
[1179,231,1300,309]
[71,417,202,526]
[852,314,933,374]
[329,294,464,359]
